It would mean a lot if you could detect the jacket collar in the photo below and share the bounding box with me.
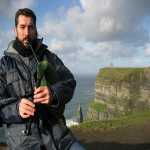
[4,39,48,61]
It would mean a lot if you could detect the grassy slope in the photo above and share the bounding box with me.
[72,110,150,130]
[89,101,107,112]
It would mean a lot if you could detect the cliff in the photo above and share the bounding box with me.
[88,67,150,119]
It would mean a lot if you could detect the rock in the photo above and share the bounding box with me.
[90,67,150,119]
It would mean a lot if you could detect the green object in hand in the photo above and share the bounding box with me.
[36,60,49,87]
[36,60,57,87]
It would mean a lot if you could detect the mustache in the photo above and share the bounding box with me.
[23,38,37,45]
[24,38,32,41]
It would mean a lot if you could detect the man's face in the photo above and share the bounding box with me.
[15,15,37,47]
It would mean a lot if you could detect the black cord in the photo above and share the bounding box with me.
[24,41,60,150]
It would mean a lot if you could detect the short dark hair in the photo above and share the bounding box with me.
[15,8,36,27]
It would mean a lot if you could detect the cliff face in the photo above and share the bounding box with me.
[95,67,150,116]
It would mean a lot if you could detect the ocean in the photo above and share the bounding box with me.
[65,74,96,119]
[0,74,96,143]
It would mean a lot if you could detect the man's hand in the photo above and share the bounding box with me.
[33,86,53,104]
[19,98,35,119]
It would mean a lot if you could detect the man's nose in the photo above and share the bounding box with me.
[24,28,29,36]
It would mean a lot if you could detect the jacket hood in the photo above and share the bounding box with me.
[4,40,19,56]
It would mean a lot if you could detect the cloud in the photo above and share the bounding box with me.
[39,0,150,73]
[1,0,150,74]
[0,0,35,18]
[39,19,73,41]
[144,43,150,56]
[40,0,150,47]
[0,30,15,55]
[49,39,81,55]
[67,0,150,43]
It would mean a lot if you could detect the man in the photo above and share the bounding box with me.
[0,8,84,150]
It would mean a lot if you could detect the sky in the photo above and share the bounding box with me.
[1,0,150,75]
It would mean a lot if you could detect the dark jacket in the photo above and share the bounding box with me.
[0,40,77,150]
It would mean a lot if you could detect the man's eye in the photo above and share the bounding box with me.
[20,26,25,29]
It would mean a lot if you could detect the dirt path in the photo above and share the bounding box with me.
[72,121,150,150]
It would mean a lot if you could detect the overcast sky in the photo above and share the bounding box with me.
[0,0,150,75]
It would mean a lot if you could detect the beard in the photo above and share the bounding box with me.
[16,36,37,50]
[16,29,38,48]
[23,36,37,47]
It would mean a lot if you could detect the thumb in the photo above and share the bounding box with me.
[34,87,37,94]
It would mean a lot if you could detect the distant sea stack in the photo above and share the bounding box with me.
[88,67,150,120]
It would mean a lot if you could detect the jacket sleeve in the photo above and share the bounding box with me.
[47,53,76,110]
[0,58,23,124]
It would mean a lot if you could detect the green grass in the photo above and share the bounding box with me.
[73,110,150,130]
[90,101,107,112]
[96,67,147,83]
